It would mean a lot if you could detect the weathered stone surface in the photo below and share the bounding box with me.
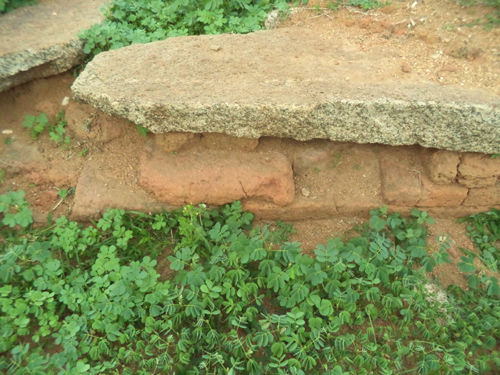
[1,135,79,186]
[72,28,500,153]
[71,163,167,221]
[139,148,295,206]
[464,185,500,206]
[243,197,495,221]
[293,148,332,174]
[0,141,46,174]
[458,153,500,188]
[381,156,468,207]
[0,0,107,92]
[28,164,80,188]
[200,133,259,151]
[334,193,384,214]
[155,132,200,152]
[425,149,460,184]
[381,158,422,206]
[66,101,126,143]
[243,198,338,221]
[419,175,468,207]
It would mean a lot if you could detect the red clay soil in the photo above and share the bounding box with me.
[281,0,500,95]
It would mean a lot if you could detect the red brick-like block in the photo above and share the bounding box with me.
[155,132,200,152]
[71,163,167,221]
[139,149,295,206]
[464,185,500,206]
[458,153,500,188]
[1,142,46,174]
[381,157,422,206]
[419,175,468,207]
[29,164,79,187]
[381,156,468,207]
[200,133,259,151]
[66,101,125,143]
[424,149,460,184]
[242,198,337,221]
[293,148,332,174]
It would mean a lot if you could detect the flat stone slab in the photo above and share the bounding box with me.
[72,28,500,154]
[0,0,107,92]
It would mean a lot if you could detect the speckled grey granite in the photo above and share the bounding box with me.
[0,0,107,92]
[72,28,500,153]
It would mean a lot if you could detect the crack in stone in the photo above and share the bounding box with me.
[460,188,470,206]
[410,167,424,206]
[239,181,249,198]
[455,154,463,183]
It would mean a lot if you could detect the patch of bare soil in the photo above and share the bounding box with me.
[281,0,500,95]
[426,217,474,288]
[0,73,79,219]
[0,73,150,221]
[156,246,175,282]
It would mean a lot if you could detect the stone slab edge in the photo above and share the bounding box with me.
[71,87,500,154]
[0,39,83,91]
[0,0,108,92]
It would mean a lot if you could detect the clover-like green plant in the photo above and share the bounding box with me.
[22,111,70,145]
[459,208,500,292]
[22,113,49,140]
[49,110,71,145]
[1,196,500,375]
[80,0,289,59]
[0,190,32,228]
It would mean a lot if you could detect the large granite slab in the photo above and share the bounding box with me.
[72,28,500,153]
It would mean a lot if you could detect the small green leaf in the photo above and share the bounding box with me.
[76,360,90,373]
[319,299,333,316]
[16,207,33,228]
[22,269,34,281]
[2,212,17,227]
[468,275,480,288]
[271,342,284,357]
[410,246,427,258]
[0,285,12,295]
[458,256,476,273]
[369,216,385,232]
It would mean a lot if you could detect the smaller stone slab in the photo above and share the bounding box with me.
[139,148,295,206]
[0,0,107,92]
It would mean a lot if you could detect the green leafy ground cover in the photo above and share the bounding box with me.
[22,111,70,146]
[80,0,289,59]
[0,0,37,14]
[1,191,500,374]
[459,208,500,291]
